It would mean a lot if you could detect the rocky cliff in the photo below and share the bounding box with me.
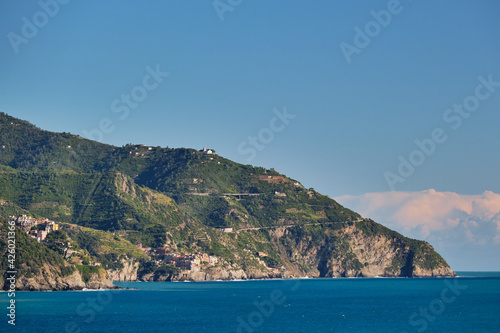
[107,260,140,282]
[140,267,250,282]
[270,222,455,278]
[134,222,454,282]
[13,264,116,291]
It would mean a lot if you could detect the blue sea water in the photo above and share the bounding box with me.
[1,272,499,332]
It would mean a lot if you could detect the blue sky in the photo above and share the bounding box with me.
[1,1,499,270]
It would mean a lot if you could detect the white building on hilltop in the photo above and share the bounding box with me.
[200,147,214,155]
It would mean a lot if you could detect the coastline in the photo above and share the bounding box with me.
[5,273,467,292]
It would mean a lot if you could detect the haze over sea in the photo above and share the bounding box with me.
[1,272,499,332]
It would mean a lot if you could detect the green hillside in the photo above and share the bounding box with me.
[0,112,454,282]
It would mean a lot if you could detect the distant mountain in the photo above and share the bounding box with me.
[0,112,454,290]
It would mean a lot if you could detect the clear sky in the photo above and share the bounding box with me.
[1,0,499,270]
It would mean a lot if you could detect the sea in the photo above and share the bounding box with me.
[1,272,499,332]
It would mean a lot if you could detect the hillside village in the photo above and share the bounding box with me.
[137,244,281,276]
[11,215,59,242]
[9,215,93,266]
[139,244,220,271]
[10,215,277,275]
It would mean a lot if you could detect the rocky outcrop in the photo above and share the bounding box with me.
[134,222,455,283]
[412,266,455,277]
[174,267,248,281]
[140,267,248,282]
[16,267,86,291]
[85,270,117,289]
[107,260,140,281]
[269,223,455,278]
[11,263,116,291]
[9,263,118,291]
[139,265,286,282]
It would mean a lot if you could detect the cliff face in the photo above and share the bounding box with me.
[272,223,455,278]
[107,260,140,282]
[140,267,250,282]
[135,223,454,283]
[16,267,85,291]
[13,264,116,291]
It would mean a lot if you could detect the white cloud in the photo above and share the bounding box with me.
[336,189,500,241]
[335,190,500,270]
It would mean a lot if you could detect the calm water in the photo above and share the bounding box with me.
[1,272,499,332]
